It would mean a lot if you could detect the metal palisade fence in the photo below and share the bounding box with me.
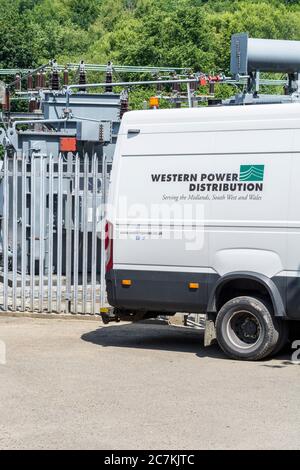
[0,151,109,315]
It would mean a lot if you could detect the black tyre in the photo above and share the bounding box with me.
[216,296,280,361]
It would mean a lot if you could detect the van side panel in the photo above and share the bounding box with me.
[107,107,300,318]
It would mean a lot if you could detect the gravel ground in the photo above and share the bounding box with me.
[0,315,299,450]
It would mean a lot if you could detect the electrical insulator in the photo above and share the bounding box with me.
[27,74,33,90]
[119,90,129,118]
[120,97,129,118]
[36,72,41,89]
[105,61,113,92]
[63,68,69,86]
[79,61,86,92]
[29,98,39,112]
[15,74,21,91]
[3,88,10,112]
[189,75,197,92]
[51,59,60,90]
[172,75,180,93]
[156,76,162,93]
[51,71,60,90]
[29,99,38,113]
[41,71,46,89]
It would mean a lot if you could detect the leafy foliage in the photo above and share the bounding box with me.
[0,0,300,106]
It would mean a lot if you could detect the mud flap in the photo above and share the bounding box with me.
[204,313,217,347]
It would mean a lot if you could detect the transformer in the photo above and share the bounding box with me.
[231,33,300,75]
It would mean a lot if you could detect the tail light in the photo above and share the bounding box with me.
[105,221,113,273]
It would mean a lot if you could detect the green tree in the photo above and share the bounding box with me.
[66,0,101,30]
[0,0,45,67]
[1,0,300,106]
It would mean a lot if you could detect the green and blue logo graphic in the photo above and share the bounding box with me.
[239,165,265,182]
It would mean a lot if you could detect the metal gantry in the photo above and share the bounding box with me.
[0,63,190,76]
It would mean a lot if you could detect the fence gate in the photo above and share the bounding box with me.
[0,151,109,315]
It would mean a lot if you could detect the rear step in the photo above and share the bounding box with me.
[100,308,121,324]
[100,308,151,324]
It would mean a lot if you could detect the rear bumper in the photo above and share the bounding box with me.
[106,269,217,313]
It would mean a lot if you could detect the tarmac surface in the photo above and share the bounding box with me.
[0,316,299,450]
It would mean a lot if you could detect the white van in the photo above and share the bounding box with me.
[104,103,300,360]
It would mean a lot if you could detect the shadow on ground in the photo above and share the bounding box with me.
[81,322,293,364]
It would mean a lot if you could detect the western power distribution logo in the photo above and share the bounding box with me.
[151,164,265,193]
[239,165,265,182]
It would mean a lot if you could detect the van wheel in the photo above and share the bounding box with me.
[215,296,280,361]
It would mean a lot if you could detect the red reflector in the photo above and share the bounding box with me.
[105,222,109,250]
[105,221,113,273]
[60,137,77,152]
